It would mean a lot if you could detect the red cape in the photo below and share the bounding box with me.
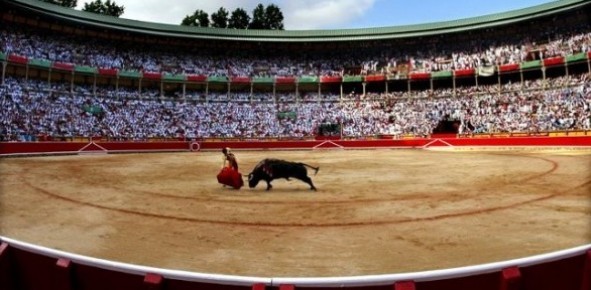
[217,167,244,189]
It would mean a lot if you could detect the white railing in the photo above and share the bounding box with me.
[1,235,589,288]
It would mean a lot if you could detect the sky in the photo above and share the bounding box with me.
[75,0,558,30]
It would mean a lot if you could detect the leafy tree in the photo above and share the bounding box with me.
[181,9,209,27]
[248,4,266,30]
[228,8,250,29]
[181,3,284,30]
[82,0,125,17]
[211,7,229,28]
[264,4,284,30]
[38,0,77,8]
[181,15,196,26]
[196,10,210,27]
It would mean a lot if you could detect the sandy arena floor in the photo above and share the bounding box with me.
[0,149,590,277]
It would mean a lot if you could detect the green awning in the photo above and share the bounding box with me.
[431,70,453,78]
[28,58,52,68]
[83,104,103,115]
[253,77,274,84]
[118,70,141,78]
[343,76,363,82]
[207,76,228,82]
[277,111,297,119]
[163,74,186,82]
[0,52,5,61]
[298,76,318,83]
[566,52,587,63]
[75,65,98,74]
[520,60,542,70]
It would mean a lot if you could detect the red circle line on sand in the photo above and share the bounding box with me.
[20,154,576,228]
[35,153,561,205]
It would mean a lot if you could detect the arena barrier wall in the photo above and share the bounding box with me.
[1,136,591,156]
[0,236,590,290]
[1,136,591,290]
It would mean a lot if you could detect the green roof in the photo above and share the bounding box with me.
[3,0,589,42]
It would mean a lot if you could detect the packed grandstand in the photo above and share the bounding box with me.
[0,0,590,142]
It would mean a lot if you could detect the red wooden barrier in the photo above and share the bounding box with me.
[99,68,118,76]
[0,243,14,290]
[409,72,431,80]
[365,74,386,82]
[581,250,591,290]
[143,72,162,80]
[499,266,521,290]
[53,258,73,290]
[276,77,296,84]
[187,74,207,82]
[279,284,295,290]
[53,62,75,71]
[454,68,475,77]
[499,63,520,72]
[144,273,164,290]
[394,280,416,290]
[543,56,564,67]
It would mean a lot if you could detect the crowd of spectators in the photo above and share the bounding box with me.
[1,73,589,141]
[1,9,591,141]
[1,15,590,77]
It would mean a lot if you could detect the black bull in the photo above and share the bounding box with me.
[246,159,319,191]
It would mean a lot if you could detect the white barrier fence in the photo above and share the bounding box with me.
[1,236,589,287]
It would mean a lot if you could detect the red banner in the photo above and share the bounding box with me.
[52,62,74,71]
[8,54,28,64]
[275,76,296,84]
[454,68,475,77]
[499,63,519,72]
[543,56,564,67]
[98,68,118,76]
[187,75,207,82]
[365,74,386,82]
[320,76,342,83]
[231,76,251,83]
[588,51,591,59]
[142,72,162,80]
[409,72,431,80]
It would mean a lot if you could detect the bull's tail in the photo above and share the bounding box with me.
[302,163,320,175]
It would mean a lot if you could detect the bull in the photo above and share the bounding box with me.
[247,158,319,191]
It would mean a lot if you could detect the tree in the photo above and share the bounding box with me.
[211,7,229,28]
[264,4,284,30]
[181,9,209,27]
[82,0,125,17]
[228,8,250,29]
[181,3,284,30]
[248,4,265,30]
[38,0,77,8]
